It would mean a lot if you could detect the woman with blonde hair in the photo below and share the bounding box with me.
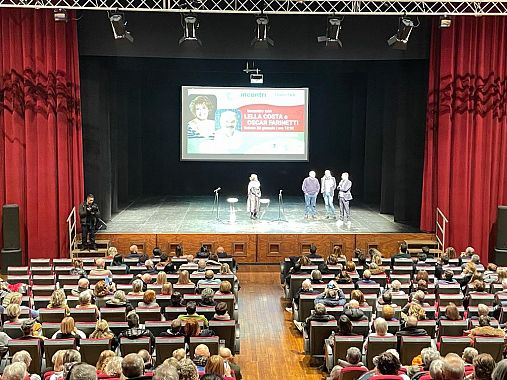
[156,272,168,285]
[95,350,116,375]
[48,350,66,380]
[407,303,426,321]
[5,303,22,324]
[178,358,199,380]
[204,355,234,380]
[177,270,193,285]
[161,282,173,296]
[51,317,86,343]
[345,261,356,274]
[90,320,118,350]
[350,290,368,308]
[104,356,123,377]
[47,289,70,315]
[216,280,232,296]
[497,269,507,284]
[172,348,186,361]
[129,279,145,295]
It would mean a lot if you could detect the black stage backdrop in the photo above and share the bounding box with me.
[80,58,428,227]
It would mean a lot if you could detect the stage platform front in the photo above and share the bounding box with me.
[97,196,433,263]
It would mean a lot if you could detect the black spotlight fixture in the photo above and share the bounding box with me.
[387,16,414,50]
[317,16,344,47]
[108,10,134,43]
[179,13,202,46]
[251,13,274,47]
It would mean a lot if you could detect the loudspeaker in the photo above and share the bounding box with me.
[2,204,20,250]
[496,206,507,250]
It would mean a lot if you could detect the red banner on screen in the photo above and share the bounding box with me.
[238,104,305,132]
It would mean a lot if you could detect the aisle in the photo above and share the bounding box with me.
[235,271,323,380]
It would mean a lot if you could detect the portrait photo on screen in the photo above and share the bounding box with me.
[181,86,309,162]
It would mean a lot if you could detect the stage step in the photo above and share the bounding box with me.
[405,238,441,256]
[72,239,111,259]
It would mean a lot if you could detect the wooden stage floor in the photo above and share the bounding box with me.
[105,196,418,234]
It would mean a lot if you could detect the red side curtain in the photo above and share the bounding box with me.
[0,9,83,260]
[420,17,507,262]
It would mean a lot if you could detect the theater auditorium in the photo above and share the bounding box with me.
[1,2,507,380]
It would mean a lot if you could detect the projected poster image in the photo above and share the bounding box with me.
[181,86,309,161]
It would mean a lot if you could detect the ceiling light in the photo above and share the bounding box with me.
[251,14,274,47]
[439,15,452,28]
[387,17,414,50]
[108,10,134,43]
[317,16,343,47]
[179,14,202,46]
[53,9,68,22]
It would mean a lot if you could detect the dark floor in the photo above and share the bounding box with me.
[103,196,419,234]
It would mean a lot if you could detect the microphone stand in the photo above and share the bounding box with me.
[272,189,288,222]
[212,188,221,222]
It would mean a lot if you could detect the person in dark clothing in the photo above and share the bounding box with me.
[293,279,321,306]
[314,286,346,307]
[344,300,368,321]
[391,242,411,266]
[160,319,184,337]
[396,316,429,337]
[196,245,210,259]
[304,303,335,333]
[118,312,155,352]
[216,246,237,271]
[307,244,322,260]
[78,194,100,250]
[127,245,141,259]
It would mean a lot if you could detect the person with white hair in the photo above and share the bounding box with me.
[247,173,261,219]
[89,258,113,277]
[3,362,28,380]
[302,170,320,219]
[337,172,352,227]
[321,169,337,219]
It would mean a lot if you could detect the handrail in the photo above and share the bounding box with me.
[67,207,77,258]
[435,207,449,255]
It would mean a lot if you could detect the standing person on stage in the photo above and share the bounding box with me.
[321,170,337,219]
[247,174,261,219]
[79,194,100,250]
[302,171,320,219]
[337,172,352,227]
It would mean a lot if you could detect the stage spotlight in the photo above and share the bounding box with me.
[439,15,452,28]
[108,10,134,43]
[179,14,202,46]
[53,9,68,22]
[251,14,274,47]
[387,17,414,50]
[317,16,343,47]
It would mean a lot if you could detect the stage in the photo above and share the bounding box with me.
[102,196,418,234]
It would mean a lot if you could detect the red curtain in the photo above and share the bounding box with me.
[420,17,507,262]
[0,9,83,260]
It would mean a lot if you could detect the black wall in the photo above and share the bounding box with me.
[80,57,428,226]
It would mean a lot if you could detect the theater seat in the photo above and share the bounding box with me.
[370,376,405,380]
[341,366,369,380]
[469,294,495,307]
[305,320,337,357]
[416,320,436,338]
[135,307,162,323]
[120,337,151,356]
[332,335,364,367]
[351,321,370,337]
[80,339,112,365]
[209,320,236,352]
[474,336,504,362]
[70,308,97,322]
[438,320,468,338]
[439,336,470,357]
[41,323,61,338]
[155,337,185,366]
[189,336,219,358]
[2,323,23,338]
[366,336,397,368]
[44,339,76,365]
[399,336,432,365]
[100,307,127,322]
[145,321,172,337]
[39,308,66,323]
[8,339,41,373]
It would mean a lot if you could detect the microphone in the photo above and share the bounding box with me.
[214,187,221,192]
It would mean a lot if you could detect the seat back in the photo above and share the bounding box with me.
[309,320,337,357]
[44,339,76,365]
[341,367,369,380]
[100,307,127,322]
[189,336,219,358]
[107,322,129,336]
[299,295,319,322]
[332,336,364,366]
[2,323,23,338]
[39,308,66,323]
[32,285,56,297]
[469,294,495,307]
[209,320,236,351]
[436,284,461,295]
[8,339,41,373]
[135,308,162,323]
[32,275,56,285]
[438,320,468,338]
[399,336,432,365]
[120,337,151,356]
[155,337,186,366]
[366,336,397,369]
[351,321,370,337]
[386,321,401,335]
[361,284,381,295]
[70,308,97,322]
[80,339,112,365]
[145,321,172,337]
[474,337,504,362]
[438,294,463,306]
[391,296,409,308]
[416,320,436,338]
[439,336,470,357]
[213,295,235,318]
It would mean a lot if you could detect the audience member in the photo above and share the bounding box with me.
[89,258,113,277]
[76,291,99,318]
[315,285,346,307]
[212,302,231,321]
[193,344,210,372]
[492,359,507,380]
[396,315,428,336]
[90,320,118,350]
[138,290,160,309]
[47,289,70,315]
[68,363,98,380]
[199,287,217,307]
[330,347,365,380]
[343,299,367,321]
[12,350,40,380]
[3,363,27,380]
[138,349,154,372]
[95,350,116,376]
[106,290,134,313]
[177,270,194,285]
[443,353,465,380]
[468,315,505,338]
[71,278,91,297]
[70,259,87,278]
[161,319,183,337]
[430,360,445,380]
[153,364,179,380]
[51,316,86,344]
[122,353,146,380]
[219,347,242,380]
[118,312,155,351]
[129,279,145,296]
[177,301,209,327]
[178,358,199,380]
[48,350,66,380]
[472,354,496,380]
